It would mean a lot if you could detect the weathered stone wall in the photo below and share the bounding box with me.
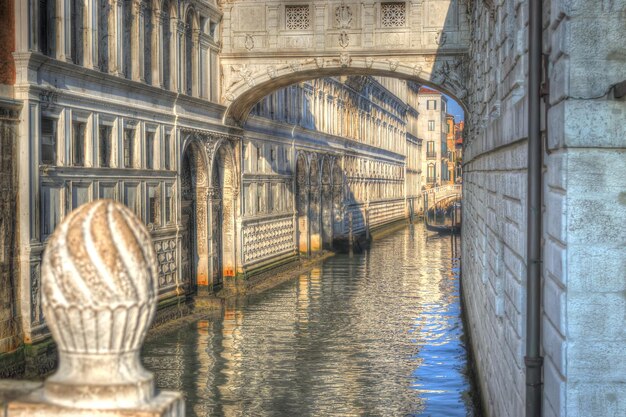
[463,1,626,416]
[0,99,22,376]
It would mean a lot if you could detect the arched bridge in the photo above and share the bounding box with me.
[423,184,462,207]
[219,1,470,125]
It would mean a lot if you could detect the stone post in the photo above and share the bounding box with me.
[6,200,184,416]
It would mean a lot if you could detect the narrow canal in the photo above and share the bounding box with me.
[142,224,478,416]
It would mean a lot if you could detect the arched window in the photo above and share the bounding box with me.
[162,3,171,89]
[185,11,194,95]
[38,0,56,56]
[70,0,85,64]
[98,0,109,71]
[144,1,153,84]
[123,0,133,78]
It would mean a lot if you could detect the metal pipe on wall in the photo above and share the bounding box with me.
[526,0,544,416]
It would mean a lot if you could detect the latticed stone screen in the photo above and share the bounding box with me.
[285,5,311,30]
[381,2,406,27]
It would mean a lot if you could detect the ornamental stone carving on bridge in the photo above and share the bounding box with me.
[219,0,470,123]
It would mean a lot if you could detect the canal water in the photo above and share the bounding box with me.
[142,224,478,416]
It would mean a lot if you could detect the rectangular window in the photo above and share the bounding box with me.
[72,184,90,210]
[164,133,171,170]
[99,124,112,167]
[428,120,435,131]
[41,117,57,165]
[72,121,86,166]
[99,183,117,200]
[165,185,173,224]
[256,145,263,173]
[147,185,160,225]
[123,184,139,216]
[257,183,265,214]
[427,100,437,110]
[123,128,135,168]
[427,141,435,153]
[41,186,61,238]
[381,2,406,28]
[285,5,311,30]
[270,147,277,172]
[146,132,155,169]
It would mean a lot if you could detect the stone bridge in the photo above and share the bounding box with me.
[423,184,462,208]
[219,0,471,125]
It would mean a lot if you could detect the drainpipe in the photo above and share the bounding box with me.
[526,0,544,416]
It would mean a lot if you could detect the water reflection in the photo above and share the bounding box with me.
[142,224,476,416]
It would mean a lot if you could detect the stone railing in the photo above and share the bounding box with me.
[1,200,184,416]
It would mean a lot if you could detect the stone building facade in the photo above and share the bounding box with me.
[462,1,626,417]
[2,0,438,364]
[416,86,448,187]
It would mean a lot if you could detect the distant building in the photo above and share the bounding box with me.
[416,87,447,188]
[454,121,464,182]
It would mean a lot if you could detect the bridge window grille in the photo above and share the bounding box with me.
[286,6,311,30]
[381,2,406,28]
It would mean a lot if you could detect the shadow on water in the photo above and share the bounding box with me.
[142,224,480,417]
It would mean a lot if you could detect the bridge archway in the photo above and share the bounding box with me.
[223,62,469,126]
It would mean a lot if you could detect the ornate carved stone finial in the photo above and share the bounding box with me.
[41,200,159,409]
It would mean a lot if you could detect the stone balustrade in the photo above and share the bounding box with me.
[0,200,184,417]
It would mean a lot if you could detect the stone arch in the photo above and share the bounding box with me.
[210,141,237,287]
[222,57,469,126]
[321,156,333,250]
[295,152,309,256]
[180,137,210,292]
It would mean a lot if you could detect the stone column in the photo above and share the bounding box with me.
[195,186,210,291]
[114,0,124,75]
[151,9,162,87]
[84,0,96,69]
[105,0,119,74]
[131,0,142,81]
[55,0,71,61]
[191,28,200,97]
[173,19,184,92]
